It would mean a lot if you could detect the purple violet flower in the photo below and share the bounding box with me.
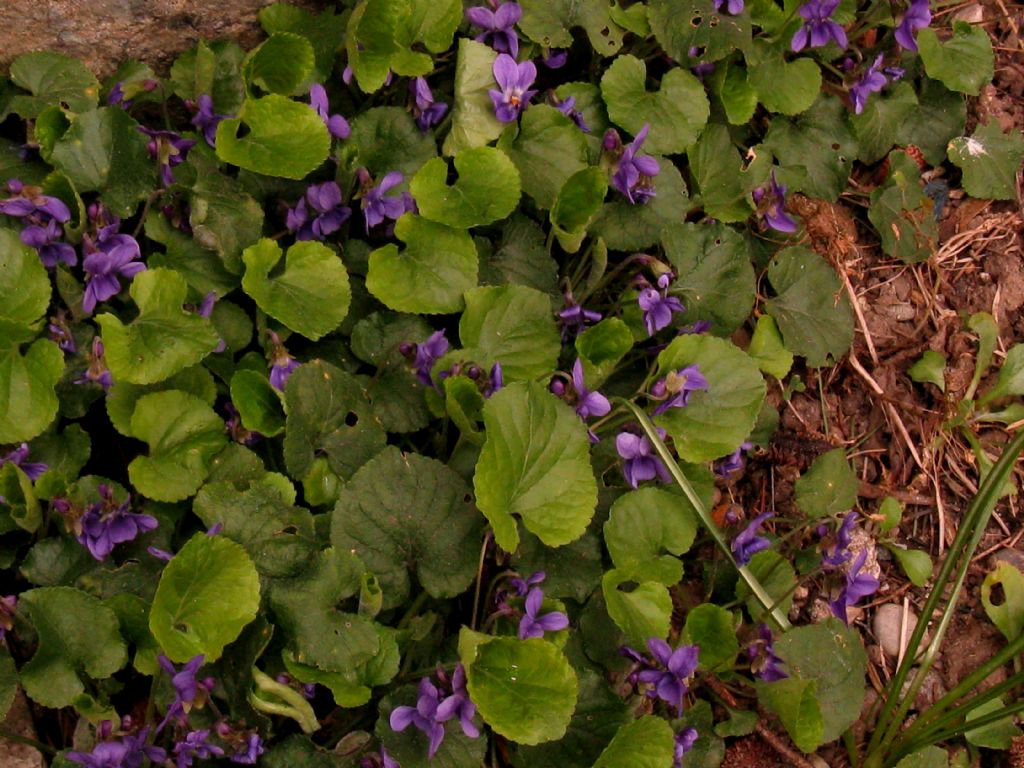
[731,511,773,566]
[190,94,229,147]
[192,292,226,353]
[489,54,537,123]
[173,729,224,768]
[66,727,166,768]
[48,313,77,353]
[139,127,196,187]
[746,624,788,681]
[650,364,710,416]
[212,723,265,766]
[157,654,215,731]
[76,484,158,561]
[688,47,716,80]
[381,746,400,768]
[823,512,858,568]
[466,2,522,57]
[412,77,448,133]
[360,170,415,232]
[636,638,700,715]
[310,83,351,140]
[268,332,300,392]
[611,124,660,204]
[518,586,570,640]
[791,0,848,52]
[509,570,545,597]
[616,429,671,488]
[76,337,114,390]
[753,171,798,233]
[830,549,880,624]
[638,274,685,336]
[0,443,47,481]
[895,0,931,51]
[287,181,352,241]
[0,595,16,642]
[0,180,76,267]
[435,665,480,739]
[674,727,699,767]
[543,49,569,68]
[407,330,449,388]
[716,440,753,477]
[485,362,503,397]
[712,0,744,14]
[558,295,602,340]
[849,54,888,115]
[572,359,611,422]
[81,212,146,315]
[390,678,447,759]
[555,95,590,132]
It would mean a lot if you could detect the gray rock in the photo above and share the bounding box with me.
[873,602,920,659]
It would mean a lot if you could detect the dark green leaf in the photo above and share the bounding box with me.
[170,40,246,115]
[850,82,917,164]
[349,106,439,181]
[592,715,675,768]
[648,0,752,63]
[688,122,755,222]
[590,161,689,250]
[481,215,559,296]
[575,318,633,388]
[757,677,823,752]
[550,167,608,254]
[8,52,99,118]
[948,121,1024,201]
[188,160,265,274]
[794,448,857,518]
[230,370,285,437]
[918,22,993,96]
[518,0,626,57]
[747,42,821,115]
[895,78,966,166]
[260,4,347,83]
[0,339,63,444]
[683,603,738,672]
[868,152,937,264]
[243,33,315,96]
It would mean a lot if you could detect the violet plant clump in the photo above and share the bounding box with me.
[0,3,1009,766]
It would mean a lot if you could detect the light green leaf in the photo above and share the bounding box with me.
[96,268,221,385]
[981,561,1024,642]
[736,550,797,623]
[282,360,386,481]
[794,448,857,518]
[50,107,154,216]
[149,533,260,662]
[474,381,597,552]
[170,40,246,115]
[497,105,590,210]
[662,222,756,334]
[550,167,608,254]
[19,587,127,708]
[144,211,239,297]
[888,546,933,588]
[443,40,504,155]
[879,496,902,532]
[349,106,439,181]
[0,340,63,444]
[868,152,937,264]
[749,315,793,380]
[908,350,946,392]
[518,0,626,57]
[602,569,673,646]
[284,625,399,707]
[601,55,709,155]
[683,603,739,672]
[590,161,689,249]
[460,632,578,746]
[981,344,1024,406]
[654,334,766,462]
[127,390,228,502]
[105,365,217,438]
[576,318,633,387]
[0,462,40,532]
[194,480,317,578]
[968,311,998,395]
[243,33,315,95]
[332,446,485,609]
[0,228,51,344]
[216,94,330,179]
[366,215,478,314]
[948,121,1024,201]
[592,716,675,768]
[259,4,347,83]
[459,285,561,381]
[8,52,99,118]
[747,43,821,115]
[894,746,949,768]
[757,677,824,753]
[242,238,351,340]
[188,161,265,274]
[604,487,698,574]
[850,82,917,164]
[230,370,285,437]
[648,0,752,63]
[918,23,993,96]
[710,60,758,125]
[765,246,853,366]
[965,696,1022,749]
[411,147,521,228]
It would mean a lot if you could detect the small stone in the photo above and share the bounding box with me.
[873,603,919,659]
[991,548,1024,574]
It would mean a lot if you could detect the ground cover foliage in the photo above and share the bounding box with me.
[0,0,1021,766]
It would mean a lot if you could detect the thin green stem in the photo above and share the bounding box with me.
[907,698,1024,748]
[865,429,1024,762]
[621,399,791,631]
[0,725,56,756]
